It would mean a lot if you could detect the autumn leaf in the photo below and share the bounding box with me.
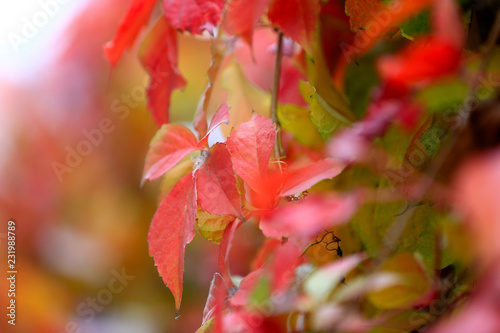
[260,193,359,241]
[198,102,231,147]
[162,0,225,34]
[196,143,242,216]
[139,17,186,126]
[226,114,276,193]
[267,0,319,54]
[225,0,270,47]
[196,209,235,244]
[270,242,302,294]
[202,273,228,326]
[279,158,346,196]
[148,173,197,311]
[218,219,242,287]
[104,0,157,66]
[142,124,200,184]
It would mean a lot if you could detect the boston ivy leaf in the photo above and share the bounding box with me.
[142,124,200,184]
[148,173,197,311]
[226,114,276,193]
[196,143,242,216]
[260,193,359,242]
[202,273,228,327]
[345,0,382,31]
[267,0,319,54]
[279,158,346,197]
[139,17,186,126]
[197,208,235,244]
[277,104,323,147]
[104,0,157,66]
[225,0,270,47]
[162,0,224,34]
[198,102,231,147]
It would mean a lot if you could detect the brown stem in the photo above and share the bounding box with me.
[271,32,285,160]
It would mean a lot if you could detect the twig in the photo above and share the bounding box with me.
[271,31,285,160]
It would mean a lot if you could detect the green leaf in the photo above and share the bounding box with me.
[400,10,431,40]
[196,209,234,244]
[417,79,468,114]
[277,104,323,147]
[344,54,380,118]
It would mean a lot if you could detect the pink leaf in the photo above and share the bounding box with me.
[148,173,197,311]
[271,242,302,294]
[226,114,276,193]
[280,159,346,196]
[196,143,242,216]
[202,273,228,325]
[260,193,359,241]
[198,102,231,147]
[142,124,200,183]
[139,17,186,126]
[218,219,243,288]
[162,0,224,34]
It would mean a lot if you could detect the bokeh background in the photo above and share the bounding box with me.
[0,1,262,332]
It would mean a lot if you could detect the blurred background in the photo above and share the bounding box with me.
[0,1,262,332]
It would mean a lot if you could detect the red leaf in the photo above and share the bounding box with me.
[104,0,157,66]
[218,219,243,288]
[378,37,461,85]
[226,114,276,193]
[271,242,302,294]
[225,0,270,47]
[230,268,264,306]
[142,124,200,183]
[148,173,197,311]
[260,193,359,241]
[251,238,282,270]
[202,273,228,326]
[162,0,224,34]
[279,159,346,196]
[139,17,186,126]
[198,102,231,147]
[196,143,242,216]
[267,0,319,54]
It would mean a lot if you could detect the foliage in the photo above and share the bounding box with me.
[106,0,500,332]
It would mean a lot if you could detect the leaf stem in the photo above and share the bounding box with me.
[271,31,285,160]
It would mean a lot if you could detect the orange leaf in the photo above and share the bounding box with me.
[225,0,270,47]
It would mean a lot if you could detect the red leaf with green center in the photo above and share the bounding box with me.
[148,173,197,311]
[226,114,276,193]
[139,17,186,126]
[163,0,225,34]
[104,0,157,66]
[267,0,319,54]
[196,143,242,216]
[142,124,200,184]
